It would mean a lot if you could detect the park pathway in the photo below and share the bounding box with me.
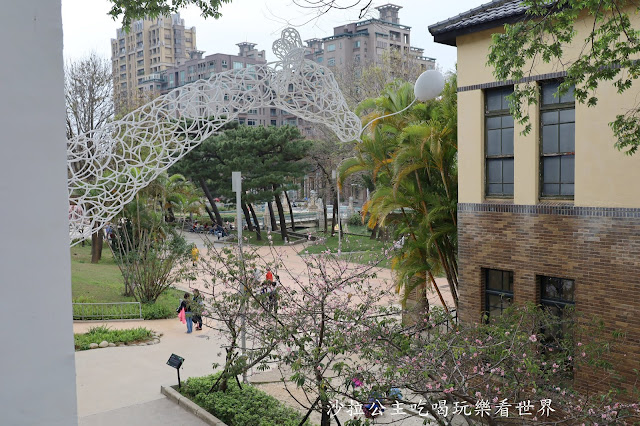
[75,318,222,426]
[177,231,455,310]
[74,232,452,425]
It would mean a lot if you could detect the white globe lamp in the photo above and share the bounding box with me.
[414,69,445,102]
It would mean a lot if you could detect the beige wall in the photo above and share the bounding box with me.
[458,90,484,203]
[456,14,640,207]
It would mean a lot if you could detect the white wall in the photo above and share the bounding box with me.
[0,1,78,425]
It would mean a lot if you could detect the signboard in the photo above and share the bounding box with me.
[167,353,184,369]
[232,171,241,193]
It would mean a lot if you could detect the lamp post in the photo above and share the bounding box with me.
[413,69,446,102]
[232,171,247,383]
[332,169,341,254]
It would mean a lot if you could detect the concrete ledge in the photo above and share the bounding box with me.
[161,385,228,426]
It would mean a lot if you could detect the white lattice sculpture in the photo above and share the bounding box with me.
[67,28,362,241]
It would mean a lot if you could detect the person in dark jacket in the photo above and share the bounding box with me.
[192,289,203,331]
[177,293,193,333]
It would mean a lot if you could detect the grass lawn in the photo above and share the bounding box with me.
[298,233,392,269]
[343,224,374,236]
[301,233,388,254]
[71,244,185,319]
[344,250,392,269]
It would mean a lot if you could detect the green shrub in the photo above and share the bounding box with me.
[180,374,309,426]
[347,213,363,226]
[141,302,175,320]
[74,326,153,350]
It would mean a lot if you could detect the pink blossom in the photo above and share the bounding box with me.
[529,334,537,342]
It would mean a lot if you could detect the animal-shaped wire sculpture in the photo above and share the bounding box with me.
[67,28,362,243]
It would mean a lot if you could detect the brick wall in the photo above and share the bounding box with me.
[458,203,640,393]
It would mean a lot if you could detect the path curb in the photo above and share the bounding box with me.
[161,385,228,426]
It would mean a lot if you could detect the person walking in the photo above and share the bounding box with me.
[177,293,193,333]
[268,280,279,313]
[191,245,199,267]
[192,289,203,331]
[265,267,274,283]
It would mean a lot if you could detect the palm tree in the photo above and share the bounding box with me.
[340,76,459,312]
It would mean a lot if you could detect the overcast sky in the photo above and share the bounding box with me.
[61,0,483,73]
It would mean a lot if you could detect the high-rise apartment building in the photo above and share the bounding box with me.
[158,43,298,128]
[305,4,435,72]
[110,13,196,105]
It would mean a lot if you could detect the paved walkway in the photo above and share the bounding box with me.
[75,318,222,425]
[75,234,453,425]
[74,318,435,426]
[178,232,455,310]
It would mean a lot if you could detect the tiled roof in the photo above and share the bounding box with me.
[428,0,528,45]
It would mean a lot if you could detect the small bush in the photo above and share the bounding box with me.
[180,374,309,426]
[74,326,153,350]
[347,213,363,226]
[141,302,175,320]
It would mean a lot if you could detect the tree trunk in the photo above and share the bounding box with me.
[241,201,254,231]
[167,206,176,223]
[370,223,379,240]
[199,178,223,225]
[320,398,331,426]
[322,197,328,234]
[123,271,134,297]
[273,187,289,242]
[204,205,216,225]
[267,201,278,233]
[248,203,262,241]
[91,229,104,263]
[284,190,295,231]
[330,194,337,237]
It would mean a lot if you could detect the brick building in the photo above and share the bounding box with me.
[429,0,640,392]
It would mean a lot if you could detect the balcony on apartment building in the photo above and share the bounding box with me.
[356,18,410,31]
[140,73,166,83]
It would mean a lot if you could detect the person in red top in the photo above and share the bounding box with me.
[265,267,274,283]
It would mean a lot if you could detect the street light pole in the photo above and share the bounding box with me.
[332,169,341,254]
[232,171,247,383]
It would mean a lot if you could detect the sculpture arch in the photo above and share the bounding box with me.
[67,28,362,242]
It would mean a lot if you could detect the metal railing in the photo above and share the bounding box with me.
[73,302,142,321]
